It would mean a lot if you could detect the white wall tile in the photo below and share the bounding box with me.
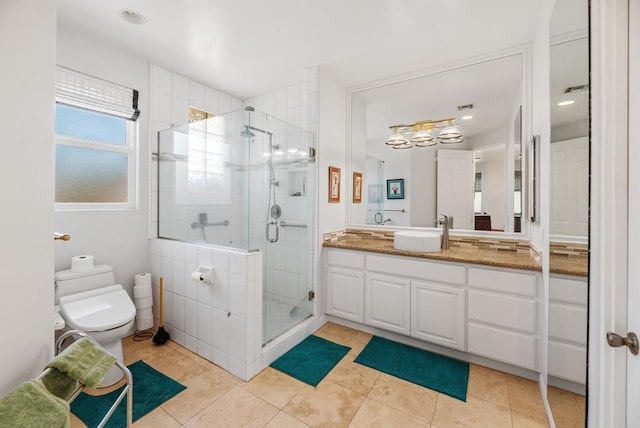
[212,347,228,371]
[162,290,173,325]
[184,262,198,300]
[171,97,189,127]
[184,298,198,337]
[184,334,198,353]
[172,260,185,296]
[197,303,213,345]
[197,248,213,267]
[211,250,229,271]
[228,355,246,380]
[212,269,229,311]
[152,91,172,124]
[160,257,173,291]
[229,272,247,318]
[172,295,185,330]
[185,245,198,264]
[197,280,214,307]
[189,80,206,108]
[219,93,232,114]
[171,328,185,347]
[172,73,189,100]
[212,308,228,352]
[205,87,220,113]
[150,239,162,256]
[229,316,247,361]
[151,65,172,93]
[229,253,246,275]
[198,341,213,361]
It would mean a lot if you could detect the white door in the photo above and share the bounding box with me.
[436,149,474,230]
[550,137,589,236]
[627,0,640,423]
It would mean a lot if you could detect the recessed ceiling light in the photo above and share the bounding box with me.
[557,100,575,106]
[462,115,473,120]
[474,157,481,162]
[119,9,147,25]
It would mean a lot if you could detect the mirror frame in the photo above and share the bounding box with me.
[345,45,533,239]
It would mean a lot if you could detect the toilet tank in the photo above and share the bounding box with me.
[54,265,116,304]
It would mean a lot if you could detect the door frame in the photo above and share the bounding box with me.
[589,0,629,426]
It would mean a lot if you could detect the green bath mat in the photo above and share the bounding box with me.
[354,336,469,401]
[270,335,350,386]
[71,360,186,428]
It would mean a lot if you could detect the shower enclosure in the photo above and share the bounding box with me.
[157,107,315,344]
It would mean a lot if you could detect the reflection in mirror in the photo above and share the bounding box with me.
[350,52,524,233]
[550,37,589,239]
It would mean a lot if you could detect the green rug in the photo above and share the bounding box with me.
[270,335,350,386]
[354,336,469,401]
[71,360,186,428]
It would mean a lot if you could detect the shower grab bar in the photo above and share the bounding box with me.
[190,219,230,229]
[280,221,307,228]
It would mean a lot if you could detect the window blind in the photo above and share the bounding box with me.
[514,171,522,191]
[55,65,140,121]
[474,172,482,192]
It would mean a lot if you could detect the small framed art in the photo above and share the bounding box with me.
[353,172,363,203]
[329,166,341,203]
[386,178,404,199]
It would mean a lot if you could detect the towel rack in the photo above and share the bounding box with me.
[280,220,307,228]
[383,209,406,213]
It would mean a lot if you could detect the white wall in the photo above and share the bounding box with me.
[0,1,56,395]
[318,69,347,234]
[54,28,150,301]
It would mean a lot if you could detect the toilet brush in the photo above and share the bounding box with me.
[153,276,170,345]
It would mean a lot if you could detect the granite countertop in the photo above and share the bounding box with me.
[549,254,588,277]
[323,236,541,272]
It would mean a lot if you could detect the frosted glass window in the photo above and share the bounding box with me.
[55,146,128,202]
[55,104,126,145]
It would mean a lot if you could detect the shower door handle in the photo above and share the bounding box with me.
[266,221,279,243]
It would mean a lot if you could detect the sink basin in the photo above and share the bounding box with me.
[393,231,442,252]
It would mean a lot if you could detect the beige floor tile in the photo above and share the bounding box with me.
[432,394,512,428]
[325,358,380,395]
[512,411,550,428]
[467,364,510,408]
[139,348,203,382]
[313,322,361,346]
[70,412,87,428]
[367,373,438,422]
[507,375,547,422]
[173,345,244,385]
[185,387,278,428]
[161,364,235,423]
[349,398,430,428]
[265,411,311,427]
[123,338,174,365]
[576,394,586,418]
[133,407,181,428]
[242,367,306,409]
[345,332,373,358]
[284,381,365,428]
[547,387,585,428]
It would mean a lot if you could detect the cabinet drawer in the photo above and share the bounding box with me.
[469,267,537,296]
[550,276,587,305]
[468,290,537,334]
[549,302,587,344]
[548,340,586,384]
[366,254,465,285]
[468,322,537,370]
[326,249,365,269]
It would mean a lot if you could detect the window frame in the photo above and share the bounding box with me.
[54,103,137,211]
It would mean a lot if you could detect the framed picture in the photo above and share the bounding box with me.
[328,166,341,203]
[353,172,363,203]
[368,184,382,204]
[386,178,404,199]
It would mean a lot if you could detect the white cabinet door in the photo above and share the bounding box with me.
[437,149,474,230]
[326,266,364,323]
[365,273,411,335]
[411,280,466,350]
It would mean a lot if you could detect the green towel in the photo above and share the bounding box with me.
[0,380,70,428]
[41,368,79,401]
[46,338,117,388]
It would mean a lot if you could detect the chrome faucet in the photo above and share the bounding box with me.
[434,214,453,249]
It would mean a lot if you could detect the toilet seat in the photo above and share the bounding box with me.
[59,284,136,332]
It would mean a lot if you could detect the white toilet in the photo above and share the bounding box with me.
[55,265,136,386]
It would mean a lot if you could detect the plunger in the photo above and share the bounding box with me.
[153,276,170,345]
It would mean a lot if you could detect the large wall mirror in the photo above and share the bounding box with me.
[348,51,526,234]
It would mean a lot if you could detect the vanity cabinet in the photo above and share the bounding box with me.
[411,280,465,350]
[548,275,587,384]
[325,250,365,323]
[467,267,539,370]
[364,273,411,335]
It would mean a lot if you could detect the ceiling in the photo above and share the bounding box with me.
[550,38,589,128]
[57,0,545,100]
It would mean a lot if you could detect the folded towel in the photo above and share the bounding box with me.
[40,368,79,401]
[0,380,70,428]
[46,338,117,388]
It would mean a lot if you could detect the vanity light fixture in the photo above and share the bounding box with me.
[557,100,575,106]
[461,115,473,120]
[385,118,464,149]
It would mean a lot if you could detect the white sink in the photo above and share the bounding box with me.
[393,231,442,252]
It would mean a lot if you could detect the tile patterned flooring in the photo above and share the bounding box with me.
[70,322,585,427]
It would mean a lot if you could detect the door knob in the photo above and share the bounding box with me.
[606,331,639,355]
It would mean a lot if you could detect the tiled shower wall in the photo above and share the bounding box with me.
[149,238,263,381]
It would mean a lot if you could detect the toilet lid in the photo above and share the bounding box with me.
[59,286,136,332]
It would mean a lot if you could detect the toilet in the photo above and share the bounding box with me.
[55,265,136,386]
